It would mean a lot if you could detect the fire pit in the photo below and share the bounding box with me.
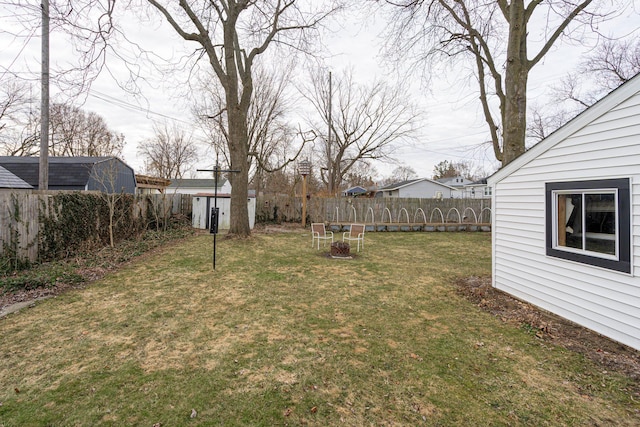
[330,241,351,258]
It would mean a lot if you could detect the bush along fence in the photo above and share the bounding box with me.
[0,191,190,267]
[256,195,492,231]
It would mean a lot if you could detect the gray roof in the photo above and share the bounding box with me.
[0,156,134,191]
[470,178,488,185]
[378,179,422,191]
[344,186,368,195]
[0,165,33,189]
[379,178,457,191]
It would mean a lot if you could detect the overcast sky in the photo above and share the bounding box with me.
[1,2,639,181]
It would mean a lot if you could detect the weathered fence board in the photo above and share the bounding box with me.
[0,191,185,264]
[256,195,492,225]
[2,191,490,264]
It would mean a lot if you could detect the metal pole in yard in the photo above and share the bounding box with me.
[198,161,240,270]
[213,163,218,270]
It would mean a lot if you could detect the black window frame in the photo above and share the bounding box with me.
[545,178,631,274]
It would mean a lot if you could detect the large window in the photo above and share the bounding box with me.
[545,179,631,273]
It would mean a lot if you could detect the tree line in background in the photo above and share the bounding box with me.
[0,84,124,157]
[1,0,639,237]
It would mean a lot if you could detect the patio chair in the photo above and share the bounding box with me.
[311,223,334,249]
[342,224,365,252]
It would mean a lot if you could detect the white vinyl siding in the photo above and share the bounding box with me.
[398,181,453,198]
[490,83,640,351]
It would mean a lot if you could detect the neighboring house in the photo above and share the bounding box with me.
[343,186,367,197]
[437,176,472,188]
[136,175,171,194]
[376,178,457,198]
[438,176,491,199]
[461,178,492,199]
[0,165,33,190]
[487,73,640,351]
[0,156,136,194]
[170,178,256,231]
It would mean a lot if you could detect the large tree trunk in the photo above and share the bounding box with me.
[502,0,528,166]
[223,8,251,238]
[227,108,251,237]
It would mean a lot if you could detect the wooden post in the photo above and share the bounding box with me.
[558,194,566,246]
[302,174,308,228]
[298,159,311,228]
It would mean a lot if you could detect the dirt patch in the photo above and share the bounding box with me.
[454,276,640,388]
[0,280,77,316]
[0,232,193,317]
[0,260,140,317]
[253,223,304,234]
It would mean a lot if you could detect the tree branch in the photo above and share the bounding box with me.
[528,0,593,69]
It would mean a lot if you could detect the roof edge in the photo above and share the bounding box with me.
[379,177,458,191]
[488,72,640,185]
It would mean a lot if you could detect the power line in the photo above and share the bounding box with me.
[0,25,37,81]
[88,88,193,125]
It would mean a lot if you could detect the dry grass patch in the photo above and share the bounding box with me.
[0,231,638,425]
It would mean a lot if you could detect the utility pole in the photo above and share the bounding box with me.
[327,71,332,195]
[39,0,49,190]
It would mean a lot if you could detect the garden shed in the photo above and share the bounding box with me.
[487,73,640,351]
[191,193,256,231]
[167,178,231,195]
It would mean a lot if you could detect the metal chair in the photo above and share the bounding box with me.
[342,224,365,252]
[311,223,334,249]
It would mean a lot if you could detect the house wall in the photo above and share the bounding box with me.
[398,181,454,198]
[459,185,491,199]
[491,90,640,350]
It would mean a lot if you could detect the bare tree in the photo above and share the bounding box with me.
[383,165,417,185]
[582,38,640,91]
[0,78,39,156]
[526,104,573,143]
[382,1,628,166]
[432,160,482,180]
[343,162,378,188]
[553,38,640,111]
[89,158,130,247]
[530,38,640,141]
[137,122,198,179]
[193,62,310,197]
[302,68,420,195]
[146,0,341,237]
[0,78,29,134]
[260,167,292,196]
[2,119,40,156]
[1,96,123,157]
[49,103,124,157]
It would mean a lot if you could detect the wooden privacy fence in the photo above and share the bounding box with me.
[257,195,492,226]
[0,191,191,264]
